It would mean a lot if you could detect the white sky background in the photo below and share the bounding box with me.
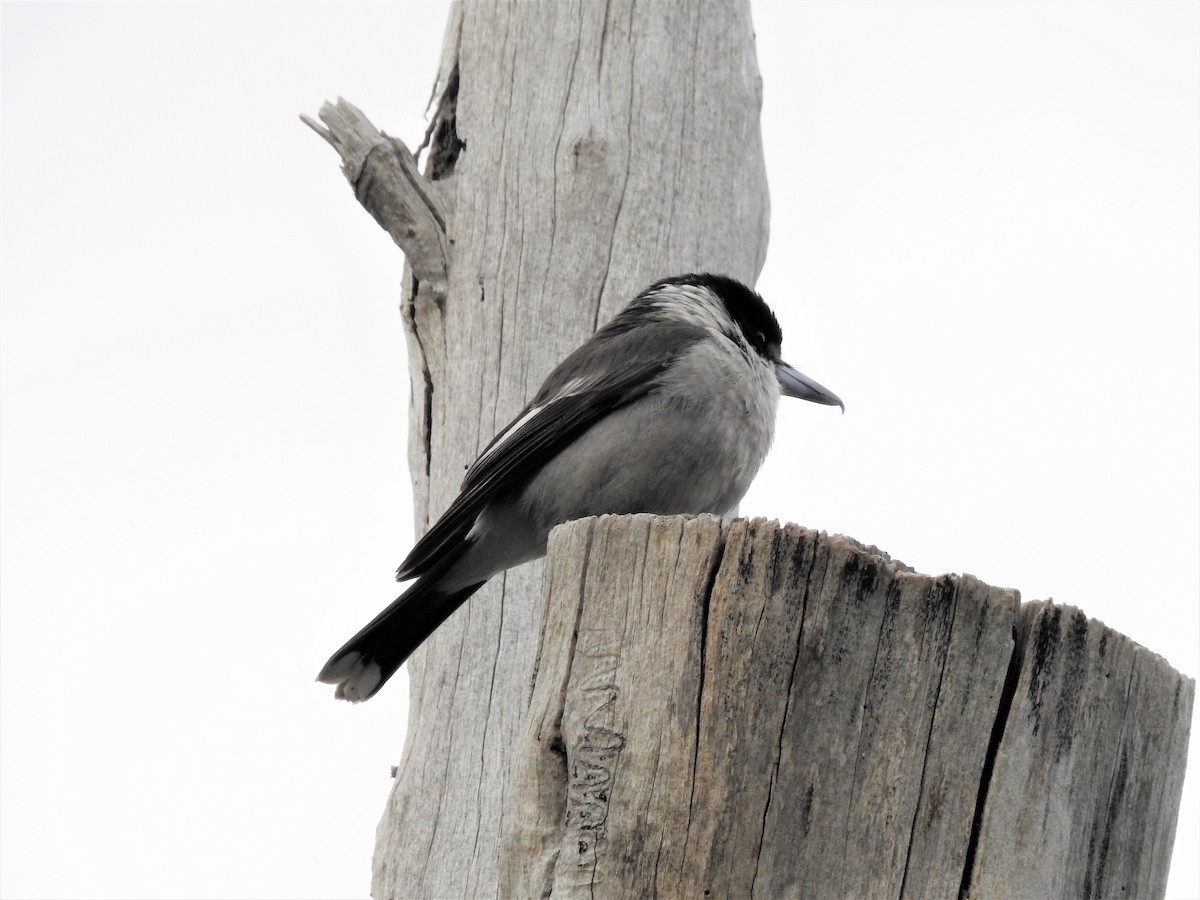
[0,1,1196,897]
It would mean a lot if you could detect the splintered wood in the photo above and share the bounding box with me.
[501,515,1193,900]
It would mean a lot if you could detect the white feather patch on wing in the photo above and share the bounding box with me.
[470,375,593,470]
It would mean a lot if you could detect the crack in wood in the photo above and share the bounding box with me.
[958,615,1025,898]
[496,518,1189,898]
[898,575,960,899]
[426,65,464,182]
[402,275,435,486]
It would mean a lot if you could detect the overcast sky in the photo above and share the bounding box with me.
[2,2,1197,898]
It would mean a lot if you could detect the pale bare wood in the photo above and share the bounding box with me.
[301,99,450,296]
[504,516,1192,898]
[307,1,769,895]
[966,601,1195,899]
[305,1,1192,895]
[900,574,1019,898]
[675,519,821,895]
[503,514,725,897]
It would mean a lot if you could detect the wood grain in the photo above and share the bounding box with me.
[308,3,771,895]
[306,2,1191,894]
[967,601,1195,899]
[502,516,1191,899]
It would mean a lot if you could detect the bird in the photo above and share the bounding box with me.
[317,273,842,701]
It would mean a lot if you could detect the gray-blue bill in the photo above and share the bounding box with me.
[776,362,844,411]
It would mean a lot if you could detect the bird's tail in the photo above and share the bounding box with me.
[316,576,485,702]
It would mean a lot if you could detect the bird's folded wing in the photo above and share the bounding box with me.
[394,321,705,581]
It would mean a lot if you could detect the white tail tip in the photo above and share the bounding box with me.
[316,652,383,703]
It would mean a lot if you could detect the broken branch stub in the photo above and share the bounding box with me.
[501,514,1193,899]
[302,98,450,296]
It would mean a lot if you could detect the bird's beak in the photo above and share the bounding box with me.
[777,362,844,412]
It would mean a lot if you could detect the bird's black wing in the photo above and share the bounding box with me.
[395,321,705,581]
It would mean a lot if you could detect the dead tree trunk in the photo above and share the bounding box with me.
[304,2,1192,896]
[503,515,1193,899]
[305,1,769,895]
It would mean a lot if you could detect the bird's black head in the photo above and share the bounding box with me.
[655,273,783,361]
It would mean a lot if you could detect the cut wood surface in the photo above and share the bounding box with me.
[501,515,1193,899]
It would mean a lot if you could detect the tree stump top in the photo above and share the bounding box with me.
[502,515,1193,899]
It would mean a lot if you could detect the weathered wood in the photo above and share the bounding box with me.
[502,515,1193,899]
[301,99,450,296]
[305,2,1192,895]
[307,1,769,896]
[503,514,724,897]
[967,601,1195,899]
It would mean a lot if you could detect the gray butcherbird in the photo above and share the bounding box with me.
[318,273,842,701]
